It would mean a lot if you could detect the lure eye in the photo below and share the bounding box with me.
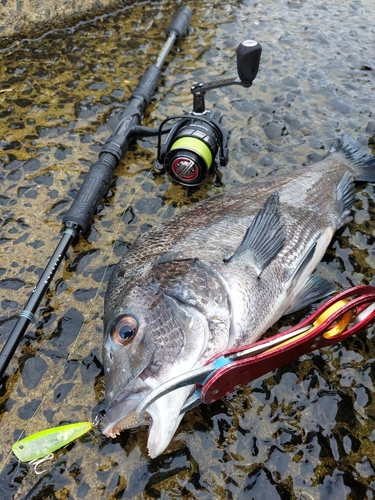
[110,315,138,346]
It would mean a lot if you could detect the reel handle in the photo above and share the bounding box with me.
[237,40,262,86]
[189,40,262,99]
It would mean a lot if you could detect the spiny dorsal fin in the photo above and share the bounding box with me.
[225,192,285,275]
[285,274,337,315]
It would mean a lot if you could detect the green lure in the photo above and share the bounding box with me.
[12,421,93,463]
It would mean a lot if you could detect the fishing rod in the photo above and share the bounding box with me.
[1,8,262,379]
[0,5,193,379]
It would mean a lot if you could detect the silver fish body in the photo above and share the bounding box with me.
[102,136,375,457]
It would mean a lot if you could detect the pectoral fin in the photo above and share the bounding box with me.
[288,238,319,283]
[225,192,285,275]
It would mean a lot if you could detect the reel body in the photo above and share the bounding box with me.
[155,111,229,186]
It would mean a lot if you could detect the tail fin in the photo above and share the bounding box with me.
[330,135,375,182]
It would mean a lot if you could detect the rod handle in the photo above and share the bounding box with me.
[166,5,192,40]
[131,65,162,105]
[62,153,118,233]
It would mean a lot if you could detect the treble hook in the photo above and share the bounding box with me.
[92,415,101,428]
[29,453,54,475]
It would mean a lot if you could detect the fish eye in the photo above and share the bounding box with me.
[110,315,138,346]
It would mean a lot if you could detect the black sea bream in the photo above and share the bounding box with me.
[102,136,375,457]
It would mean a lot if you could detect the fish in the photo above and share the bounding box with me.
[101,136,375,458]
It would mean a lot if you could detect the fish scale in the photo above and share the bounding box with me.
[102,135,375,458]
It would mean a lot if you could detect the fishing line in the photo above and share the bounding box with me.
[0,166,157,474]
[1,11,266,472]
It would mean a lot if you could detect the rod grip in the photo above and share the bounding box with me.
[166,5,192,40]
[62,153,118,233]
[131,64,162,105]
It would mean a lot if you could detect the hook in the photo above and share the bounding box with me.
[29,453,54,475]
[92,415,101,428]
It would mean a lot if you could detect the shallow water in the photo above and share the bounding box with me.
[0,0,375,498]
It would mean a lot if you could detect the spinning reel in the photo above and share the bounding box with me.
[154,40,262,186]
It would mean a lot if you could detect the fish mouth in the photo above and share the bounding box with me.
[102,294,212,455]
[101,387,151,438]
[102,385,191,458]
[101,377,193,457]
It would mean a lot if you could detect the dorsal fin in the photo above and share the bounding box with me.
[225,192,285,275]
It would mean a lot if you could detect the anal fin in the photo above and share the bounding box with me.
[285,275,337,315]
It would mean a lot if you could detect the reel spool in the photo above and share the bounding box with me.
[155,40,262,187]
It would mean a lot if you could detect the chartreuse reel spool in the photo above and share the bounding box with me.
[154,40,262,186]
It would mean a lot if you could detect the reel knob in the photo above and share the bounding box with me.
[237,40,262,86]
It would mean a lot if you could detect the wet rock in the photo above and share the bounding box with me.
[50,307,84,349]
[134,196,163,215]
[21,355,48,390]
[80,351,103,384]
[27,239,45,249]
[281,76,300,89]
[23,158,41,173]
[17,398,42,420]
[1,299,18,309]
[0,278,24,290]
[366,121,375,142]
[23,189,38,199]
[43,408,56,423]
[258,153,276,168]
[53,382,74,402]
[262,121,287,140]
[328,98,356,114]
[243,165,259,178]
[241,138,260,154]
[73,287,97,301]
